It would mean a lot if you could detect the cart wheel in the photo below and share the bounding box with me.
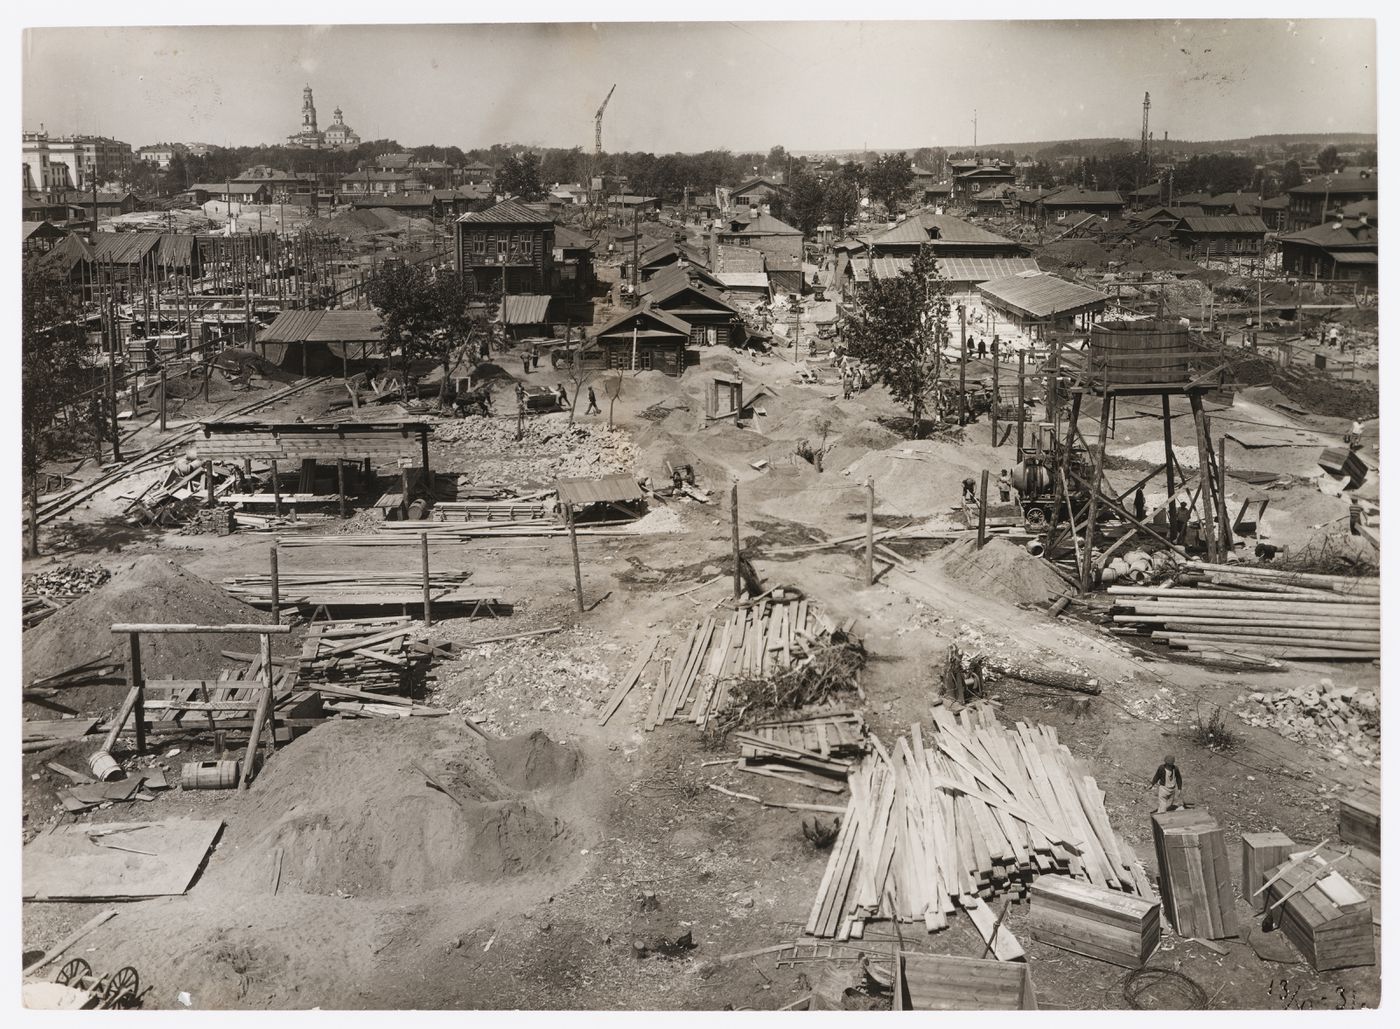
[1024,506,1047,529]
[55,957,91,986]
[103,967,139,1008]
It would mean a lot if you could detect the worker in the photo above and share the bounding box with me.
[998,469,1012,503]
[521,353,531,375]
[1133,487,1147,522]
[1350,419,1364,450]
[1150,755,1183,813]
[532,346,541,369]
[556,383,569,408]
[1173,500,1189,543]
[586,386,601,415]
[978,337,987,360]
[962,477,978,506]
[1328,325,1341,349]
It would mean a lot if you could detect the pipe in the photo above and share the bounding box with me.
[1025,539,1045,558]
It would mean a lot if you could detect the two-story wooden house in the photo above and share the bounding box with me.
[454,200,556,295]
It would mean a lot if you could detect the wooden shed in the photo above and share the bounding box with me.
[1263,852,1374,971]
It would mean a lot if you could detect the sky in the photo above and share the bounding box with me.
[19,18,1381,154]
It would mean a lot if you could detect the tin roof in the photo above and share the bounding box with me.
[717,272,772,289]
[1287,173,1378,196]
[258,309,385,344]
[554,473,645,507]
[457,199,555,225]
[1178,216,1269,234]
[594,305,693,338]
[498,294,552,325]
[92,232,161,265]
[977,272,1109,319]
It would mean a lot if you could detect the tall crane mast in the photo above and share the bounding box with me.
[1141,92,1151,154]
[595,83,616,157]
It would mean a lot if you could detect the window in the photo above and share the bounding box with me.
[473,232,486,255]
[639,350,653,371]
[497,237,507,259]
[522,235,533,256]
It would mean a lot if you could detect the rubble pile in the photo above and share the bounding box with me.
[177,507,235,536]
[1236,682,1380,768]
[434,417,637,483]
[23,564,112,598]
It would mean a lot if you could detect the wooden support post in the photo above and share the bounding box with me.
[269,543,281,623]
[205,460,216,508]
[991,343,1000,446]
[259,628,276,757]
[420,431,431,477]
[158,365,167,432]
[1189,393,1219,562]
[865,477,875,586]
[958,304,968,425]
[1161,394,1176,500]
[271,459,282,517]
[731,479,741,600]
[421,532,433,627]
[1215,433,1233,553]
[565,502,584,614]
[1080,392,1113,591]
[336,459,347,519]
[128,632,145,755]
[1016,352,1026,455]
[400,466,410,519]
[977,469,990,549]
[241,631,271,790]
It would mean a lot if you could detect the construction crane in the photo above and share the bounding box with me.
[595,83,616,157]
[585,85,617,231]
[1140,92,1151,154]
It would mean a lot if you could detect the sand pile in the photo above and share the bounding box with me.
[23,555,268,686]
[929,537,1068,607]
[433,416,637,483]
[838,439,986,519]
[219,720,578,898]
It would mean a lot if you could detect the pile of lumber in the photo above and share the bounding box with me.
[223,568,500,612]
[1261,851,1374,970]
[1150,809,1236,940]
[1025,875,1161,968]
[805,702,1151,945]
[735,711,867,784]
[1236,682,1379,766]
[286,617,450,697]
[643,597,859,732]
[432,496,553,523]
[1108,560,1379,662]
[23,566,113,629]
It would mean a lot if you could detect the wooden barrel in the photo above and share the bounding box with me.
[182,759,241,790]
[1088,320,1194,386]
[406,498,430,520]
[89,750,123,782]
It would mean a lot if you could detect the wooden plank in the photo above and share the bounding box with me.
[597,635,659,726]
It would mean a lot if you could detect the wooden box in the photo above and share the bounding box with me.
[895,952,1036,1011]
[1263,854,1374,971]
[1339,789,1380,855]
[1026,875,1160,968]
[1151,809,1237,939]
[1242,832,1295,915]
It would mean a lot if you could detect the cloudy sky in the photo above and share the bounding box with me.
[22,17,1378,152]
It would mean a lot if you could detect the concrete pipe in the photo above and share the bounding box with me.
[1025,539,1045,558]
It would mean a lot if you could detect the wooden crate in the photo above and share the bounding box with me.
[1264,855,1374,971]
[1026,875,1161,967]
[1339,788,1380,855]
[1241,832,1295,914]
[896,952,1036,1011]
[1151,809,1237,939]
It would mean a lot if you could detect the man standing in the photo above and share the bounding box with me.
[1133,487,1147,522]
[585,386,601,415]
[556,383,569,408]
[1151,755,1183,812]
[521,352,531,376]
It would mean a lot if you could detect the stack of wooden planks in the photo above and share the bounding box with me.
[1339,788,1380,854]
[804,702,1151,946]
[223,569,508,614]
[287,617,450,699]
[1109,561,1379,662]
[432,498,553,523]
[639,599,858,732]
[1150,808,1237,940]
[1261,851,1374,970]
[895,952,1037,1010]
[1025,875,1161,967]
[734,711,867,788]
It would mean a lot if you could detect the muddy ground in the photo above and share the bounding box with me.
[20,338,1380,1011]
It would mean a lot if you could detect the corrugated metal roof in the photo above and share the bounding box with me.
[499,294,551,325]
[1040,189,1124,207]
[92,232,161,265]
[1178,216,1269,234]
[43,233,93,273]
[594,305,693,337]
[939,256,1042,282]
[156,233,198,267]
[554,473,645,506]
[977,272,1109,319]
[718,272,771,289]
[638,241,678,266]
[457,199,554,224]
[258,310,384,344]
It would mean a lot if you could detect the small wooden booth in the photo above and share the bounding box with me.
[554,473,646,523]
[1151,807,1237,940]
[1261,851,1375,970]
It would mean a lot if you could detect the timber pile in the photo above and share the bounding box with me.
[1150,808,1237,940]
[1025,875,1160,967]
[222,569,505,613]
[1261,852,1374,971]
[433,496,553,523]
[736,711,867,784]
[1236,683,1379,767]
[804,702,1151,945]
[285,617,450,698]
[644,597,858,732]
[1108,560,1379,662]
[22,566,114,629]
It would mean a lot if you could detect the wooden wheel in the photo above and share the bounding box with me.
[1024,506,1048,529]
[101,966,139,1008]
[55,957,90,986]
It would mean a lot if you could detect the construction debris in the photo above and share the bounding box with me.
[1235,682,1379,767]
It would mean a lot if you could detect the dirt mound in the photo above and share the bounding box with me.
[219,720,574,898]
[839,439,985,520]
[837,420,902,452]
[23,554,267,685]
[1038,239,1110,270]
[487,729,582,790]
[929,537,1068,607]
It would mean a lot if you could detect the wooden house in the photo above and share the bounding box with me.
[590,306,696,375]
[455,199,556,295]
[1173,215,1269,260]
[1286,170,1377,231]
[645,275,742,347]
[1278,210,1377,287]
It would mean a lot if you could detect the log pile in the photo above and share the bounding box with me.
[804,702,1151,944]
[22,566,112,629]
[1108,560,1379,662]
[1236,683,1379,767]
[287,617,450,698]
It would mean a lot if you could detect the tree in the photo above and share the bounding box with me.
[1023,161,1057,189]
[766,145,789,178]
[788,172,826,237]
[541,147,584,186]
[604,369,624,429]
[22,259,94,556]
[1356,149,1377,169]
[367,262,499,404]
[823,178,860,231]
[1281,160,1304,191]
[867,152,914,216]
[167,151,190,191]
[498,151,545,201]
[842,245,952,434]
[1316,145,1344,174]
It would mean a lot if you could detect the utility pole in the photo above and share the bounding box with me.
[730,479,742,600]
[565,502,584,614]
[958,303,968,425]
[865,478,875,586]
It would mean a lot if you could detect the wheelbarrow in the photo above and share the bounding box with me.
[24,958,143,1009]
